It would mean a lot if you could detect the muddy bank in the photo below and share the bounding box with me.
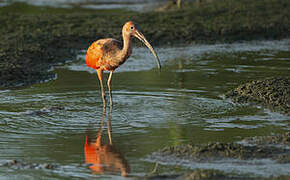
[146,132,290,180]
[154,132,290,161]
[225,77,290,114]
[154,140,288,162]
[1,0,290,88]
[243,132,290,146]
[142,170,290,180]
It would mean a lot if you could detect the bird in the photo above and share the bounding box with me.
[86,21,161,106]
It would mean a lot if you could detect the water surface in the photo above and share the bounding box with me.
[0,39,289,178]
[0,0,168,11]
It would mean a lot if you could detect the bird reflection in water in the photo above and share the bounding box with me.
[84,107,130,177]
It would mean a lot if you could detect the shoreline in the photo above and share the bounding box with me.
[1,0,289,88]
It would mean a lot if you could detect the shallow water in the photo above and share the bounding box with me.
[0,39,290,179]
[1,0,167,11]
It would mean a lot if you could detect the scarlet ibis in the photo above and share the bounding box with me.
[86,21,161,106]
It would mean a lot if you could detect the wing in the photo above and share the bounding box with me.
[86,38,122,70]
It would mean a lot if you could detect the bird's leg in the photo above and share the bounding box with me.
[97,69,106,107]
[107,104,113,145]
[107,71,114,107]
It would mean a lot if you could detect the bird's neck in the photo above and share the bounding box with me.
[120,32,132,59]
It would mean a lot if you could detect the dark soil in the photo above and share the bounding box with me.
[146,132,290,180]
[155,141,288,162]
[141,169,290,180]
[225,77,290,114]
[0,0,290,88]
[152,132,290,161]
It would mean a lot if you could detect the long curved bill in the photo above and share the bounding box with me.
[134,30,161,70]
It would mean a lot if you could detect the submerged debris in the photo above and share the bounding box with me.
[276,155,290,164]
[243,132,290,146]
[23,106,65,116]
[225,77,290,114]
[1,160,59,170]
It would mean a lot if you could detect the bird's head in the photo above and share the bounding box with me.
[123,21,161,70]
[123,21,137,36]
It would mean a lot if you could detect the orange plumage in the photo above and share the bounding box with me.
[86,39,127,71]
[85,21,160,106]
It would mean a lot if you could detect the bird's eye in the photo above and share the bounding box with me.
[130,26,134,30]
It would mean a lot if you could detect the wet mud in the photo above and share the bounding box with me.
[155,141,288,162]
[140,168,258,180]
[141,169,290,180]
[147,132,290,180]
[1,0,290,88]
[225,77,290,114]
